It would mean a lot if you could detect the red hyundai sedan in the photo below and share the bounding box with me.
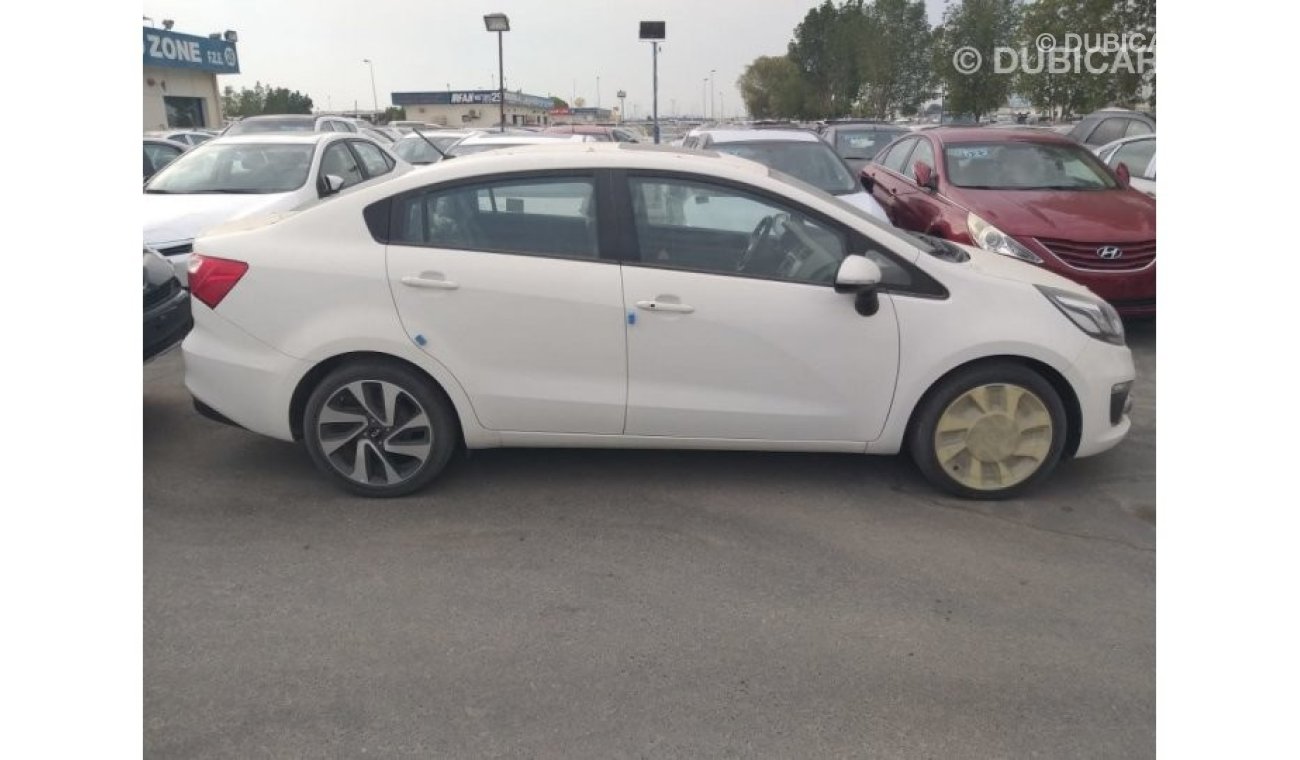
[862,128,1155,316]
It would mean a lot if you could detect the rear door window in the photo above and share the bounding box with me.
[351,141,393,179]
[880,138,917,174]
[1086,118,1127,146]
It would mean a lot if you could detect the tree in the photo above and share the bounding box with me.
[380,106,406,124]
[220,81,314,118]
[933,0,1023,120]
[737,56,808,119]
[788,0,860,118]
[856,0,934,119]
[551,96,570,110]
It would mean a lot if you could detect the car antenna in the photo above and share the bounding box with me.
[412,127,449,159]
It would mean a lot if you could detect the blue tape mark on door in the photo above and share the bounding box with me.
[627,312,636,326]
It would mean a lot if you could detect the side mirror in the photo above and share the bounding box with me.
[860,171,874,193]
[914,161,937,191]
[835,255,884,316]
[1114,161,1131,189]
[320,174,345,197]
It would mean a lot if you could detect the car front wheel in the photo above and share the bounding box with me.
[909,362,1068,499]
[303,361,458,497]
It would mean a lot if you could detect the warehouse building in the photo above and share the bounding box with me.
[142,24,240,130]
[391,90,555,128]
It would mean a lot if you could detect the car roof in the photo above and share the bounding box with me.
[455,133,591,145]
[201,133,343,146]
[921,127,1076,145]
[701,128,821,143]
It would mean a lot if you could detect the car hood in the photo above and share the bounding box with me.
[950,187,1156,242]
[956,243,1094,294]
[142,192,298,245]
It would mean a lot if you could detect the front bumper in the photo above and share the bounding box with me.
[144,286,192,362]
[1067,337,1137,458]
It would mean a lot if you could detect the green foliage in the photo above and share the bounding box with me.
[933,0,1023,120]
[737,56,809,120]
[221,82,315,118]
[381,106,406,124]
[551,96,570,110]
[1015,0,1153,119]
[856,0,935,119]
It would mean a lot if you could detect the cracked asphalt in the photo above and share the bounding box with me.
[144,320,1155,759]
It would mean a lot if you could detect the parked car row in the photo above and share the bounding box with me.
[147,111,1146,500]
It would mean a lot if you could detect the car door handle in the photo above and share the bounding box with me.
[636,299,694,314]
[401,274,459,290]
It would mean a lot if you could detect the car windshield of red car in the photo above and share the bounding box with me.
[944,142,1118,190]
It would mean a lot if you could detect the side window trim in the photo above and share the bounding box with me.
[383,169,612,263]
[615,169,944,297]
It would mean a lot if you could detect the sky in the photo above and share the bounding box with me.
[142,0,949,118]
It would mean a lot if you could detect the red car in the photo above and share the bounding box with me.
[862,128,1155,316]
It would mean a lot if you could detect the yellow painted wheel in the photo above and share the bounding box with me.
[932,383,1054,491]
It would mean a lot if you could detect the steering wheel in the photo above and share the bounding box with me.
[735,214,784,273]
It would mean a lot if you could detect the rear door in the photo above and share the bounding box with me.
[892,136,945,233]
[868,137,917,224]
[385,172,627,434]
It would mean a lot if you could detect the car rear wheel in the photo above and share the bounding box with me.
[909,362,1067,499]
[303,361,458,497]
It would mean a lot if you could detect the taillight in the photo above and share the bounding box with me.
[188,253,248,309]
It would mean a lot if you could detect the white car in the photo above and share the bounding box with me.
[681,128,890,223]
[1094,134,1156,197]
[444,132,593,157]
[183,143,1135,500]
[144,133,410,282]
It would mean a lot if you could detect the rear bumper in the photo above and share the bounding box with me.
[182,305,307,442]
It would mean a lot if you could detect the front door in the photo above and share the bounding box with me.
[385,173,627,434]
[620,174,900,442]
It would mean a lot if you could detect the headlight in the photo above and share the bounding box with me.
[966,212,1042,263]
[1037,285,1125,345]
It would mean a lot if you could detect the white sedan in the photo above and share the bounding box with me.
[1094,134,1156,197]
[183,143,1135,499]
[144,132,410,282]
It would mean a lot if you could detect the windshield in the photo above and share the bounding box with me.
[224,117,315,135]
[833,129,906,159]
[392,135,461,164]
[945,141,1118,190]
[145,143,315,194]
[713,140,857,195]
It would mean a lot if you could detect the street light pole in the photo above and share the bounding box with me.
[617,89,627,123]
[702,78,707,119]
[709,69,716,120]
[362,59,378,120]
[639,21,665,144]
[483,13,511,132]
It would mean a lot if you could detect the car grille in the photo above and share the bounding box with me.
[1036,238,1156,271]
[155,242,193,257]
[145,277,180,309]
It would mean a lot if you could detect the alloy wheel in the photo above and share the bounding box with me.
[315,380,434,487]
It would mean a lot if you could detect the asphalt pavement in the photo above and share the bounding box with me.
[144,319,1155,759]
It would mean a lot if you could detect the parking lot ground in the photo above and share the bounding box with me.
[144,320,1154,759]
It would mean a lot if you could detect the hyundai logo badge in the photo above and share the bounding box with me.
[1097,246,1123,259]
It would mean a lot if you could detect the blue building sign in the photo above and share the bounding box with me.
[392,90,554,110]
[143,27,240,74]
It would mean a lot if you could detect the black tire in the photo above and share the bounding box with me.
[908,361,1068,500]
[302,360,459,498]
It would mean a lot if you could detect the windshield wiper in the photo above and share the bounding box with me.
[145,188,172,194]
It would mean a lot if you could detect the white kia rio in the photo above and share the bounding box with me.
[182,143,1135,499]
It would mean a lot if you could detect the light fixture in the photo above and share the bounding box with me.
[483,13,509,32]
